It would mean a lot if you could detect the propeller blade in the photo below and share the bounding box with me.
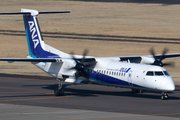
[82,49,89,63]
[150,48,157,60]
[67,67,76,71]
[162,47,168,55]
[70,52,79,64]
[160,48,169,61]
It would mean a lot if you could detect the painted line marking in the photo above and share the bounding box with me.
[59,113,180,120]
[0,91,51,94]
[0,86,51,93]
[0,95,75,102]
[0,76,56,81]
[0,86,47,91]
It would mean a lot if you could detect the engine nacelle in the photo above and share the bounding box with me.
[140,56,155,65]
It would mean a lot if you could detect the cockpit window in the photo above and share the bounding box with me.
[146,71,154,76]
[146,71,169,76]
[163,71,170,76]
[155,71,164,76]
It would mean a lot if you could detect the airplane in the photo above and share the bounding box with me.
[0,9,179,100]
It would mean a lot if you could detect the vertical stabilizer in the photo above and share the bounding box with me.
[22,9,59,58]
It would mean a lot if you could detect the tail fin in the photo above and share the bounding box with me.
[0,9,70,58]
[22,9,47,58]
[22,9,70,58]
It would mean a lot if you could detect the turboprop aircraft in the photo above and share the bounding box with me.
[0,9,179,100]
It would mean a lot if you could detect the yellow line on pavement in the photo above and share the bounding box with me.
[0,95,75,102]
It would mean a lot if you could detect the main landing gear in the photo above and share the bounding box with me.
[54,79,64,96]
[161,92,168,100]
[132,89,142,93]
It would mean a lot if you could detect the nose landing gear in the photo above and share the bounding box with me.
[161,92,168,100]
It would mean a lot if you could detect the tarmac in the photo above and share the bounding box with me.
[0,74,180,120]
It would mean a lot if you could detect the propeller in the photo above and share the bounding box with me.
[69,49,95,79]
[150,48,174,67]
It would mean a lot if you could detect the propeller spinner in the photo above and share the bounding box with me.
[69,49,95,79]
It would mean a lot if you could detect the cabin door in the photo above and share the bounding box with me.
[128,70,133,86]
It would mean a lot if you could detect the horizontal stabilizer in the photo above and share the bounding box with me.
[39,11,70,14]
[0,58,62,62]
[0,10,70,16]
[0,12,31,15]
[0,58,96,63]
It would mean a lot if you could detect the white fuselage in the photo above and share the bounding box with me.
[34,57,175,92]
[91,60,175,92]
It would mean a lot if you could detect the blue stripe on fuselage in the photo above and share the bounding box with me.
[126,68,131,73]
[88,71,143,88]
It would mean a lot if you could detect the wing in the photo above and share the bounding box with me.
[119,53,180,66]
[119,53,180,62]
[154,53,180,59]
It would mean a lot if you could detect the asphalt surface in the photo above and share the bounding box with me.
[0,73,180,120]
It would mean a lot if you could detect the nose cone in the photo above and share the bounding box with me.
[165,80,175,91]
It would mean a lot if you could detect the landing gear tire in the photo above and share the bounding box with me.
[54,88,64,96]
[161,93,168,100]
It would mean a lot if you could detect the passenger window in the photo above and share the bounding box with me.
[146,71,154,76]
[155,71,164,76]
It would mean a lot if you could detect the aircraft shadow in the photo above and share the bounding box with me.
[0,83,179,100]
[0,94,55,99]
[41,84,180,100]
[0,73,55,80]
